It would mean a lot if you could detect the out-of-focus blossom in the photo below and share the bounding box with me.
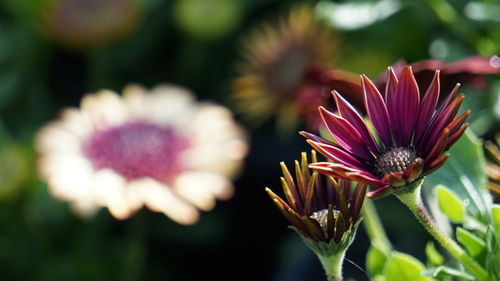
[266,151,365,252]
[302,66,469,198]
[173,0,242,40]
[41,0,144,49]
[385,56,500,96]
[293,66,364,131]
[485,135,500,201]
[233,5,363,131]
[36,84,248,224]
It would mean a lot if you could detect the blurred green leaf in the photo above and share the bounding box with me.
[367,243,388,276]
[425,265,475,280]
[384,252,435,281]
[435,185,465,223]
[426,129,492,221]
[492,205,500,239]
[315,0,401,31]
[425,242,444,266]
[456,227,486,257]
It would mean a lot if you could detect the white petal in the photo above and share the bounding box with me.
[173,171,234,211]
[43,155,95,201]
[131,178,199,225]
[70,198,100,219]
[58,108,94,140]
[142,85,196,128]
[91,169,136,220]
[80,90,128,128]
[36,122,83,155]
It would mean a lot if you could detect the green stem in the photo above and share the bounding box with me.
[396,182,489,281]
[317,249,346,281]
[361,199,392,254]
[121,211,147,281]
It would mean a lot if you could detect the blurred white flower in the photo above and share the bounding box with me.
[36,84,248,225]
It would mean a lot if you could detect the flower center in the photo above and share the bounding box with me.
[375,147,416,176]
[83,121,189,183]
[310,208,339,234]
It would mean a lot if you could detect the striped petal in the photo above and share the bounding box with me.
[394,66,420,145]
[423,154,449,175]
[424,128,448,163]
[306,140,367,170]
[362,75,392,147]
[332,91,380,153]
[319,107,373,160]
[446,124,468,151]
[366,185,392,198]
[421,94,464,154]
[414,70,440,143]
[384,67,399,143]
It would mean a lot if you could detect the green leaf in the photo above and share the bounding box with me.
[425,129,492,221]
[425,265,475,280]
[425,242,444,266]
[435,185,465,223]
[493,205,500,239]
[384,252,435,281]
[367,243,388,276]
[456,227,486,257]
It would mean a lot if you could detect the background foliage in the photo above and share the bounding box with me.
[0,0,499,280]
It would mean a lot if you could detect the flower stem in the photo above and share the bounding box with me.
[361,199,391,254]
[396,182,489,281]
[317,249,346,281]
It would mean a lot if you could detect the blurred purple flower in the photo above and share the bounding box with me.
[383,56,500,96]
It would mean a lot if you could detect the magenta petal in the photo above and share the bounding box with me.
[385,67,399,131]
[332,91,380,153]
[424,128,448,162]
[415,71,440,143]
[308,162,341,177]
[446,124,468,151]
[300,131,335,146]
[421,95,464,154]
[306,140,367,170]
[395,66,420,145]
[319,107,373,160]
[423,154,449,175]
[446,110,470,136]
[344,171,383,186]
[433,83,460,122]
[366,185,392,199]
[361,75,392,147]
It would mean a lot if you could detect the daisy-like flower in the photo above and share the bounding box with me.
[41,0,143,49]
[302,66,470,198]
[266,151,366,252]
[36,84,248,225]
[485,135,500,201]
[233,5,362,130]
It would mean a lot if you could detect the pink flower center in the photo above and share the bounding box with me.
[83,121,189,183]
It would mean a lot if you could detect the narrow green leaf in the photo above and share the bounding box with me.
[493,204,500,239]
[366,243,388,276]
[384,252,435,281]
[456,227,486,257]
[425,242,444,266]
[426,265,475,280]
[435,185,465,223]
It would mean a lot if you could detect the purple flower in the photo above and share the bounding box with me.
[302,66,470,198]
